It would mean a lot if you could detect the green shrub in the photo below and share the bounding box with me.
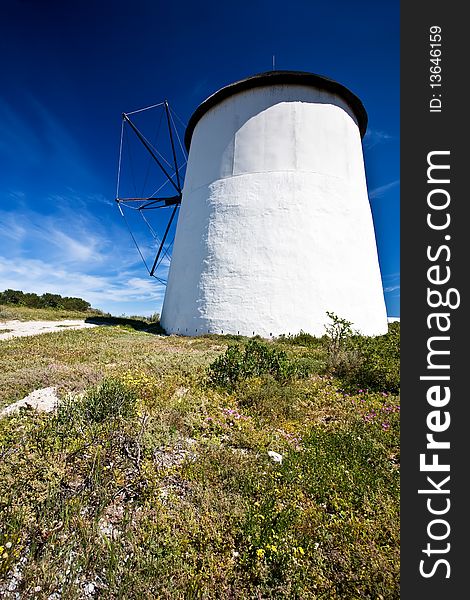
[58,378,137,425]
[61,296,91,311]
[207,340,305,390]
[347,322,400,393]
[323,313,400,393]
[277,330,323,348]
[0,288,92,311]
[0,289,24,305]
[323,312,362,377]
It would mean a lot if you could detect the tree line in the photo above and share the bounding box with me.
[0,289,92,312]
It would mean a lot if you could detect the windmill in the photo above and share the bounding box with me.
[115,100,187,285]
[116,71,388,337]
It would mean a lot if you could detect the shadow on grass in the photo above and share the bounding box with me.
[85,316,166,335]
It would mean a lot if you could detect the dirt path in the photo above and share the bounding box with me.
[0,319,98,341]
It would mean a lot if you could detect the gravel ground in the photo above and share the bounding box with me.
[0,319,98,341]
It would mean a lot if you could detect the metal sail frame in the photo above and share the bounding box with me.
[115,100,185,280]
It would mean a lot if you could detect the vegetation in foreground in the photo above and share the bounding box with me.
[0,317,400,598]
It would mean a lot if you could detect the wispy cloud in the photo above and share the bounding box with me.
[0,95,98,191]
[0,194,167,316]
[0,213,26,242]
[189,78,210,99]
[383,272,400,296]
[0,99,43,164]
[1,205,103,267]
[0,256,165,311]
[363,128,395,149]
[369,179,400,200]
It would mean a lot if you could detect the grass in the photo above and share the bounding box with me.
[0,323,399,598]
[0,327,222,412]
[0,304,104,322]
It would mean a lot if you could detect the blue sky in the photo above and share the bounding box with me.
[0,0,399,318]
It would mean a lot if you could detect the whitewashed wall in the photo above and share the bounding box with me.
[161,84,388,337]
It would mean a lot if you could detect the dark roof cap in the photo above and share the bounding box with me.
[185,70,368,151]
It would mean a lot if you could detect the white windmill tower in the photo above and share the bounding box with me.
[159,71,387,337]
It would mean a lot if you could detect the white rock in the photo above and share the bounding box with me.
[267,450,283,464]
[1,387,59,418]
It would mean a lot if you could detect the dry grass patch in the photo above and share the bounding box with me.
[0,304,102,322]
[0,327,222,411]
